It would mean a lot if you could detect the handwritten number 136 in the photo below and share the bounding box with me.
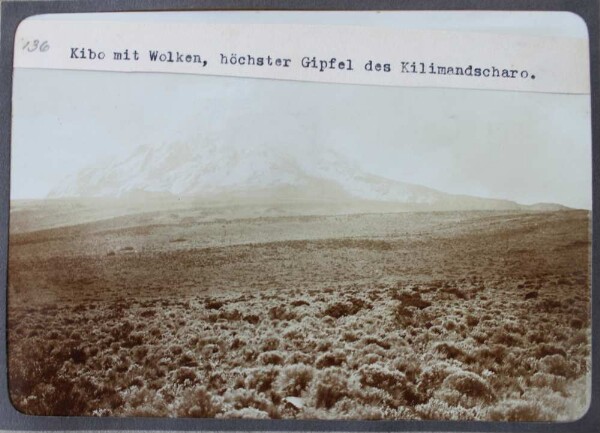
[22,40,49,53]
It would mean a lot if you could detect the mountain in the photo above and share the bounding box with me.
[48,141,564,211]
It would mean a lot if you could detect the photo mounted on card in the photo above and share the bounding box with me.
[8,10,592,422]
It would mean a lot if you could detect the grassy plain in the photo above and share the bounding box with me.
[7,201,591,420]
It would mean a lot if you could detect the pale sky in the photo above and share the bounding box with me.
[11,11,592,209]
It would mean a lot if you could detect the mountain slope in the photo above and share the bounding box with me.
[48,141,561,211]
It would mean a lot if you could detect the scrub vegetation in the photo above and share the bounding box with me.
[7,203,591,420]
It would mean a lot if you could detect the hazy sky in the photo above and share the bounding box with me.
[11,11,592,208]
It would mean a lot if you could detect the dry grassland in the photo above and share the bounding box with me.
[7,206,591,420]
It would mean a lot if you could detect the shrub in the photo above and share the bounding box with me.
[179,352,198,367]
[311,367,350,409]
[416,397,478,420]
[538,299,562,313]
[535,343,567,358]
[132,345,149,364]
[539,354,575,378]
[434,343,471,362]
[230,337,245,350]
[441,287,467,299]
[14,377,91,416]
[530,372,567,394]
[342,332,360,342]
[291,300,310,307]
[283,327,305,340]
[333,397,386,419]
[490,330,522,347]
[176,385,221,418]
[261,336,280,352]
[170,345,183,355]
[315,351,346,369]
[243,314,260,324]
[391,291,431,309]
[258,351,285,366]
[570,318,584,329]
[205,300,224,310]
[70,347,87,364]
[465,314,479,328]
[416,363,456,398]
[245,367,280,393]
[223,387,272,411]
[175,367,197,385]
[269,306,297,321]
[286,351,313,365]
[123,332,144,348]
[358,363,406,393]
[323,301,362,319]
[149,327,162,338]
[218,309,243,321]
[403,384,428,406]
[276,364,314,397]
[129,376,144,388]
[487,399,551,421]
[362,337,391,350]
[393,304,414,328]
[438,371,495,408]
[139,309,156,318]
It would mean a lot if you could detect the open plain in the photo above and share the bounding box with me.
[7,200,591,420]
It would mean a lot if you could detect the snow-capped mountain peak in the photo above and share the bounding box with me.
[48,140,535,211]
[49,141,439,202]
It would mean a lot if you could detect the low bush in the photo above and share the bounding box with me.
[487,399,551,421]
[275,363,314,397]
[315,351,346,369]
[323,302,362,319]
[311,368,350,409]
[258,351,285,366]
[438,371,495,408]
[176,385,221,418]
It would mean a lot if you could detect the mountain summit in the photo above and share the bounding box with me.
[48,141,563,211]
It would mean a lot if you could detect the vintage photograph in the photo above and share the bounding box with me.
[7,13,592,421]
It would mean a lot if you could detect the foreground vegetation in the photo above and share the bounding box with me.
[8,208,591,420]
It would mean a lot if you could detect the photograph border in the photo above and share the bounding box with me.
[1,0,598,431]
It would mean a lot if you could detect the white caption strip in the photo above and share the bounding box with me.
[14,18,590,94]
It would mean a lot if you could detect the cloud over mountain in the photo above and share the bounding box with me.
[49,141,564,211]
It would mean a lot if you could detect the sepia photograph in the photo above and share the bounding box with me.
[6,11,592,422]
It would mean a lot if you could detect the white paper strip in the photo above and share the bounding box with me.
[14,18,590,94]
